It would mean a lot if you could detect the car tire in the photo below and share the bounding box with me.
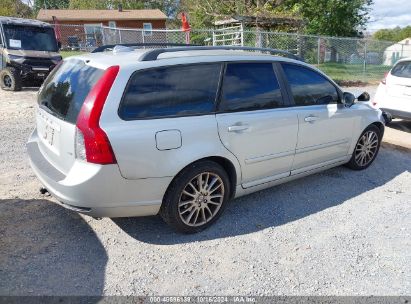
[346,125,382,170]
[160,160,231,234]
[0,67,22,91]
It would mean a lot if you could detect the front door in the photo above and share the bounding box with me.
[216,62,299,188]
[280,62,355,173]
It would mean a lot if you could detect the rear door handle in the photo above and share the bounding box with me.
[228,124,249,132]
[304,115,319,123]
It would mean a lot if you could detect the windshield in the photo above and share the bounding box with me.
[3,24,58,52]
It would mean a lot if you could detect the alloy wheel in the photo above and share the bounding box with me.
[354,130,379,167]
[178,172,225,227]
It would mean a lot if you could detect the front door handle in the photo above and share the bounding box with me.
[228,124,249,132]
[304,115,319,123]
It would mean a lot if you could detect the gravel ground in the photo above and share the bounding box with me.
[0,87,410,296]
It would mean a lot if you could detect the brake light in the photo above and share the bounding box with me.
[76,65,119,164]
[381,72,388,85]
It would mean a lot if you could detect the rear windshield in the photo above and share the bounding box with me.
[391,61,411,78]
[38,59,103,123]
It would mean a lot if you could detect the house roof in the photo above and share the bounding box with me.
[37,9,167,22]
[386,37,411,50]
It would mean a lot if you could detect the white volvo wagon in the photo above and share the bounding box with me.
[27,45,389,233]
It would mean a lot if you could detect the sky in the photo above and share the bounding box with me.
[367,0,411,31]
[22,0,411,31]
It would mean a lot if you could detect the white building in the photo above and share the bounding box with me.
[384,37,411,65]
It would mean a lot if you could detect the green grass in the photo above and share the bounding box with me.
[60,50,89,58]
[315,63,390,85]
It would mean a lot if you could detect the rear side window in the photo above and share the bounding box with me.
[119,63,221,120]
[391,61,411,78]
[282,63,339,106]
[38,59,103,123]
[219,62,283,112]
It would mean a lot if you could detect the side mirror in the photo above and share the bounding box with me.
[357,92,370,102]
[57,41,62,50]
[342,92,356,107]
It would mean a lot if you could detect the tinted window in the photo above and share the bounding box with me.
[391,61,411,78]
[119,64,221,120]
[38,59,103,123]
[282,63,339,106]
[220,63,283,112]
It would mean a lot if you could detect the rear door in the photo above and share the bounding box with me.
[216,62,298,188]
[108,63,224,180]
[36,59,103,174]
[386,60,411,113]
[280,62,355,173]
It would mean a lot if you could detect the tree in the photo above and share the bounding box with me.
[0,0,32,18]
[284,0,373,37]
[68,0,178,15]
[282,0,373,62]
[373,26,411,42]
[179,0,292,29]
[34,0,70,11]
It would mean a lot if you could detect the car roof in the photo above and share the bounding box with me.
[0,16,52,28]
[395,57,411,64]
[71,48,309,70]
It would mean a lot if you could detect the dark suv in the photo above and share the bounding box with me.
[0,16,62,91]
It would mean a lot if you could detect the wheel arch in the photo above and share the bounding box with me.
[164,156,238,201]
[371,121,385,138]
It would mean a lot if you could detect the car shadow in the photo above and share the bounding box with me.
[114,147,411,245]
[387,119,411,133]
[0,198,107,297]
[21,87,40,92]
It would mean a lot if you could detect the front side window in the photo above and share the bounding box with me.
[219,62,284,112]
[282,63,339,106]
[119,63,221,120]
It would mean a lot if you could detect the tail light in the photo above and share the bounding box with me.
[75,65,119,164]
[381,72,388,85]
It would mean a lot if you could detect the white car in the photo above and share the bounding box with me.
[27,45,388,233]
[374,58,411,120]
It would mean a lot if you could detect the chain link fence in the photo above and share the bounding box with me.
[56,24,410,84]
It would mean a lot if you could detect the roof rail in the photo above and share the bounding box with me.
[91,43,199,53]
[139,46,304,62]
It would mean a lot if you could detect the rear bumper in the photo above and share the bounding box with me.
[27,129,172,217]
